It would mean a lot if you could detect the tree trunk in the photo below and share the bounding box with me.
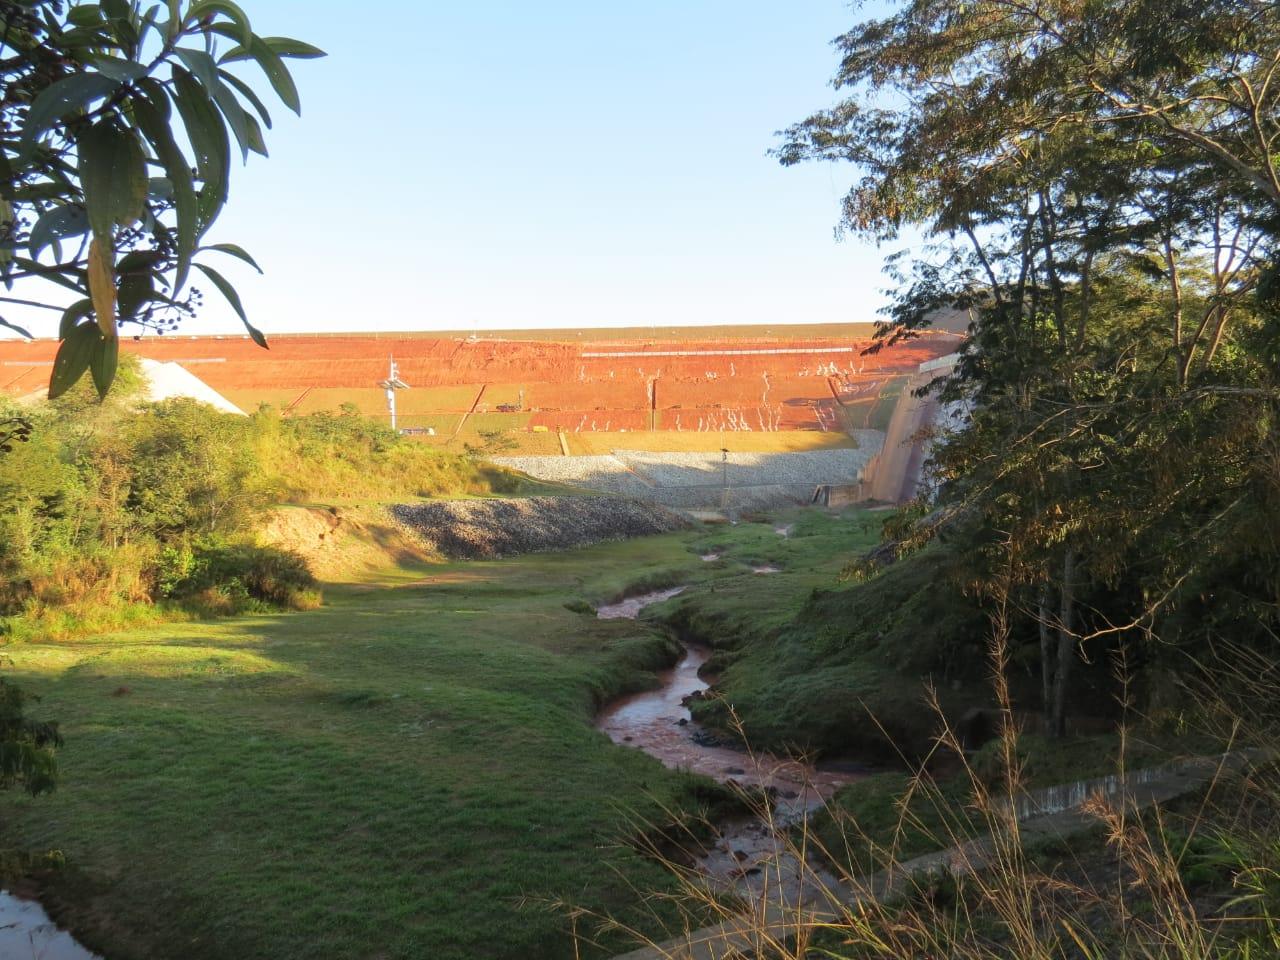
[1050,550,1077,738]
[1038,581,1054,733]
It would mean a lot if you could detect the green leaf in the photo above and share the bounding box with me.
[241,110,267,157]
[78,120,148,236]
[117,273,155,318]
[100,0,131,20]
[28,204,90,258]
[218,69,272,129]
[67,5,105,27]
[176,47,259,161]
[195,261,266,347]
[116,249,162,273]
[261,37,326,59]
[0,200,11,268]
[170,67,230,229]
[130,88,198,293]
[200,242,262,273]
[0,150,13,201]
[211,81,255,161]
[218,35,301,114]
[86,54,148,82]
[185,0,253,45]
[59,300,95,340]
[135,75,171,120]
[117,249,160,319]
[173,47,226,96]
[90,330,119,398]
[48,322,100,399]
[22,74,120,142]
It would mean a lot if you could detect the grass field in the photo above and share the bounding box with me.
[0,509,884,960]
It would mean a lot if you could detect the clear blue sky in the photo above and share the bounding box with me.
[33,1,911,337]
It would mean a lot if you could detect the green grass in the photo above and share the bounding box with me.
[0,511,908,960]
[0,504,1220,958]
[0,505,951,959]
[0,532,758,960]
[657,519,991,762]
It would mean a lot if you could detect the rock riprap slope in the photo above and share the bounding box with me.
[495,439,883,509]
[390,496,688,559]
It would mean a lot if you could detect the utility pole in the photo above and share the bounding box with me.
[378,356,410,432]
[720,447,729,516]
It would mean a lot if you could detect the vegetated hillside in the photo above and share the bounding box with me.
[664,526,1180,763]
[662,523,989,761]
[0,361,517,639]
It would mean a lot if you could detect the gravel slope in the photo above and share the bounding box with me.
[494,435,883,509]
[390,497,688,559]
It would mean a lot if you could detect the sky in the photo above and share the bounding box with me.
[20,1,911,338]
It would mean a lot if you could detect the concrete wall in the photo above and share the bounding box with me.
[859,353,961,503]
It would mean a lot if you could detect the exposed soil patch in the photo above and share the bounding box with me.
[258,505,435,579]
[390,497,689,559]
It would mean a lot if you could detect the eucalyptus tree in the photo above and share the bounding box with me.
[0,0,322,399]
[779,0,1278,734]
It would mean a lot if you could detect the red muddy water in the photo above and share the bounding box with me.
[592,587,865,898]
[596,643,852,811]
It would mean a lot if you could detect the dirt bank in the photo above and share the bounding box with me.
[258,505,435,580]
[390,496,689,559]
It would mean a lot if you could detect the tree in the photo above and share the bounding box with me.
[780,0,1280,735]
[0,0,322,399]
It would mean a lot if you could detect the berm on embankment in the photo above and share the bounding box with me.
[390,496,689,559]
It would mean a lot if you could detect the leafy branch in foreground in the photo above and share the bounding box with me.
[0,0,323,399]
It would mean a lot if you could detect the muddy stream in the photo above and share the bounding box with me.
[595,587,862,900]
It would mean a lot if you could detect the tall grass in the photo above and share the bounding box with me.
[570,607,1280,959]
[251,405,511,502]
[0,381,508,638]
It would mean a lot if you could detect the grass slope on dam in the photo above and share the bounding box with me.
[0,509,880,960]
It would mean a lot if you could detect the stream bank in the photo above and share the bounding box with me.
[592,587,868,894]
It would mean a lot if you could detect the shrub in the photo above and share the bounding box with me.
[235,546,321,610]
[167,542,320,611]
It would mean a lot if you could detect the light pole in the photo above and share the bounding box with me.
[378,356,410,432]
[720,447,729,515]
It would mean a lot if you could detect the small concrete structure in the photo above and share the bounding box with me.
[137,357,246,415]
[858,352,963,503]
[609,751,1259,960]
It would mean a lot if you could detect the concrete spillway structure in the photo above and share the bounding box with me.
[860,352,962,503]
